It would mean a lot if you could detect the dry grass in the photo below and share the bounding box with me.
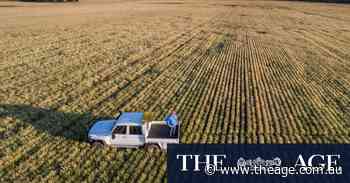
[0,0,350,182]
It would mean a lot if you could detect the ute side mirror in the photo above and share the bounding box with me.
[115,111,123,120]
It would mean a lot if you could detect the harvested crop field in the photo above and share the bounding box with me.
[0,0,350,182]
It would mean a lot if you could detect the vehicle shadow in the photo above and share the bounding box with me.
[0,5,24,7]
[0,104,111,142]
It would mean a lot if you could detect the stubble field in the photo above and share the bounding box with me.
[0,0,350,182]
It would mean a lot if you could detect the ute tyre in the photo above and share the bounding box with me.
[146,144,160,152]
[92,141,104,148]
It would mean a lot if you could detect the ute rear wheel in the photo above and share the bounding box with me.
[145,144,160,152]
[92,141,104,148]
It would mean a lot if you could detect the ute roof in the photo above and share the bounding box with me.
[115,112,144,126]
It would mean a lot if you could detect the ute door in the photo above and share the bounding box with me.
[111,125,127,147]
[127,125,145,147]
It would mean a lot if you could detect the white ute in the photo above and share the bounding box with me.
[88,112,180,150]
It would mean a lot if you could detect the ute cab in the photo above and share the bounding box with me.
[88,112,180,150]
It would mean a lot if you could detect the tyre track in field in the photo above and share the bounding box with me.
[247,8,350,142]
[276,45,350,129]
[0,18,188,91]
[0,19,205,104]
[179,46,223,143]
[63,15,222,111]
[0,24,174,93]
[81,19,226,182]
[0,13,223,176]
[121,33,216,114]
[180,19,243,143]
[173,38,218,143]
[258,40,350,140]
[278,47,350,127]
[10,19,216,172]
[0,29,198,176]
[0,24,123,71]
[44,21,211,109]
[0,30,139,91]
[114,33,224,182]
